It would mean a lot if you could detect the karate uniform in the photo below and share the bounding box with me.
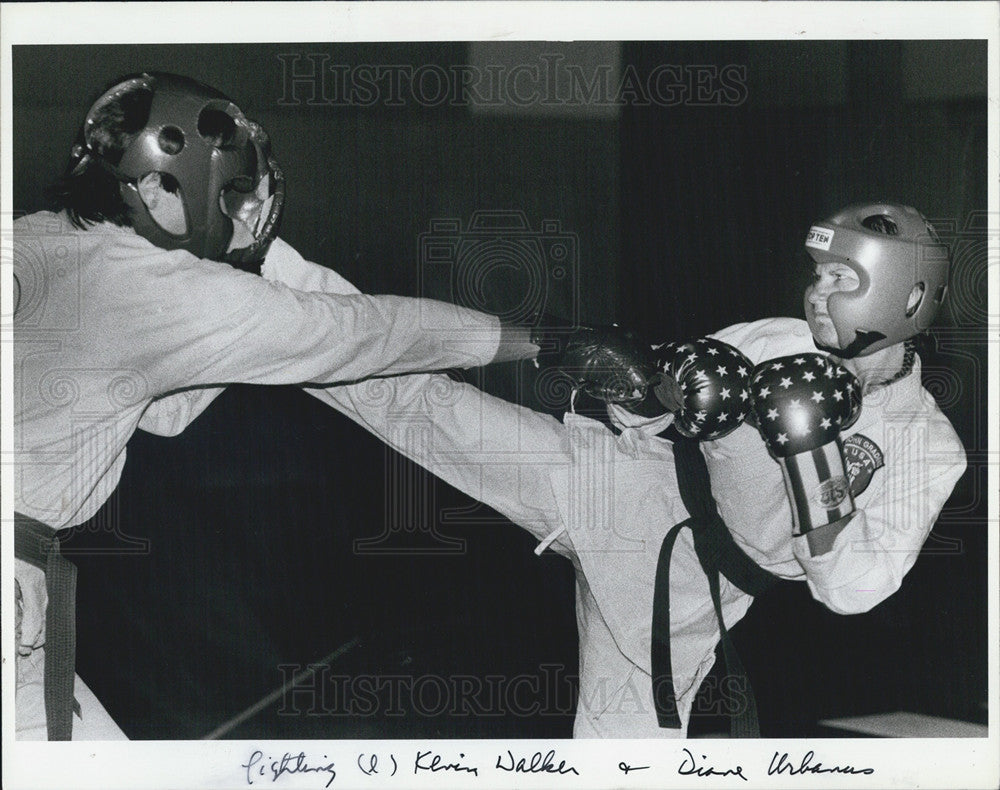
[71,238,966,738]
[12,211,505,739]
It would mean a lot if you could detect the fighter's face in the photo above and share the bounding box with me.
[138,171,268,258]
[804,261,860,348]
[224,172,274,253]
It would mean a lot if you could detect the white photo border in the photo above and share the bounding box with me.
[1,3,997,789]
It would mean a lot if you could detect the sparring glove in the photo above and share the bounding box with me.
[749,354,862,555]
[532,323,659,408]
[652,338,754,439]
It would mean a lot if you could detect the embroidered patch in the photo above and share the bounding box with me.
[843,433,885,496]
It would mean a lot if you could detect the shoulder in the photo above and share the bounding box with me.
[14,210,151,268]
[852,357,967,482]
[81,225,274,314]
[710,317,816,365]
[14,210,92,240]
[13,210,134,240]
[14,210,62,232]
[261,238,360,295]
[13,211,143,286]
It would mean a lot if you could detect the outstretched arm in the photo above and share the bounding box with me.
[133,239,569,538]
[263,241,570,543]
[134,236,532,437]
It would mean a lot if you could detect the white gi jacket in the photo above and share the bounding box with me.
[12,212,505,739]
[91,240,969,739]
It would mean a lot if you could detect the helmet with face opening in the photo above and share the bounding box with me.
[80,72,284,269]
[803,202,950,357]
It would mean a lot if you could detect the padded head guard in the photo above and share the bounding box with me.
[804,202,950,357]
[81,72,284,268]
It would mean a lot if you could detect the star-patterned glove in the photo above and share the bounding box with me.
[750,354,862,546]
[654,337,754,440]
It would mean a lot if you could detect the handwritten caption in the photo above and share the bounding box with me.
[240,746,874,785]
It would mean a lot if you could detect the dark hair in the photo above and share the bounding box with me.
[44,76,154,229]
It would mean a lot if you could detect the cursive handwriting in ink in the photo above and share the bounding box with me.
[242,750,337,788]
[768,751,875,776]
[677,748,748,781]
[357,753,397,777]
[244,750,268,785]
[619,761,650,774]
[496,749,580,776]
[414,750,479,776]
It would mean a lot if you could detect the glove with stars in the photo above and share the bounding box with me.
[749,353,863,553]
[653,337,754,440]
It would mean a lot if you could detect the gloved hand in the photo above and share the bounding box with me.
[15,559,47,657]
[532,323,659,408]
[749,353,862,552]
[653,337,754,439]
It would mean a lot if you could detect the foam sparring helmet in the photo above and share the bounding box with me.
[803,203,950,357]
[82,72,285,269]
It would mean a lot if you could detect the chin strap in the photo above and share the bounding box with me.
[812,329,887,360]
[813,333,918,390]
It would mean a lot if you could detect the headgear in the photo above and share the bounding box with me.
[804,202,950,357]
[80,72,284,269]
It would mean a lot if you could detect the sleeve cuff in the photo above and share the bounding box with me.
[793,513,881,598]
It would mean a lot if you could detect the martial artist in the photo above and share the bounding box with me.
[12,72,546,739]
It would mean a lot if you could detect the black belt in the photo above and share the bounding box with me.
[651,438,778,737]
[15,513,80,741]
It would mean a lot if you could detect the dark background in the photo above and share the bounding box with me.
[13,41,989,739]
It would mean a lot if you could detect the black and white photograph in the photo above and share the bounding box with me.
[2,3,997,789]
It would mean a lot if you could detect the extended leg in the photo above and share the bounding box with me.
[305,373,572,546]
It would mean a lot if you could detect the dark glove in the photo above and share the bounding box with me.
[532,323,659,407]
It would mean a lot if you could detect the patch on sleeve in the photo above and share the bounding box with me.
[843,433,885,496]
